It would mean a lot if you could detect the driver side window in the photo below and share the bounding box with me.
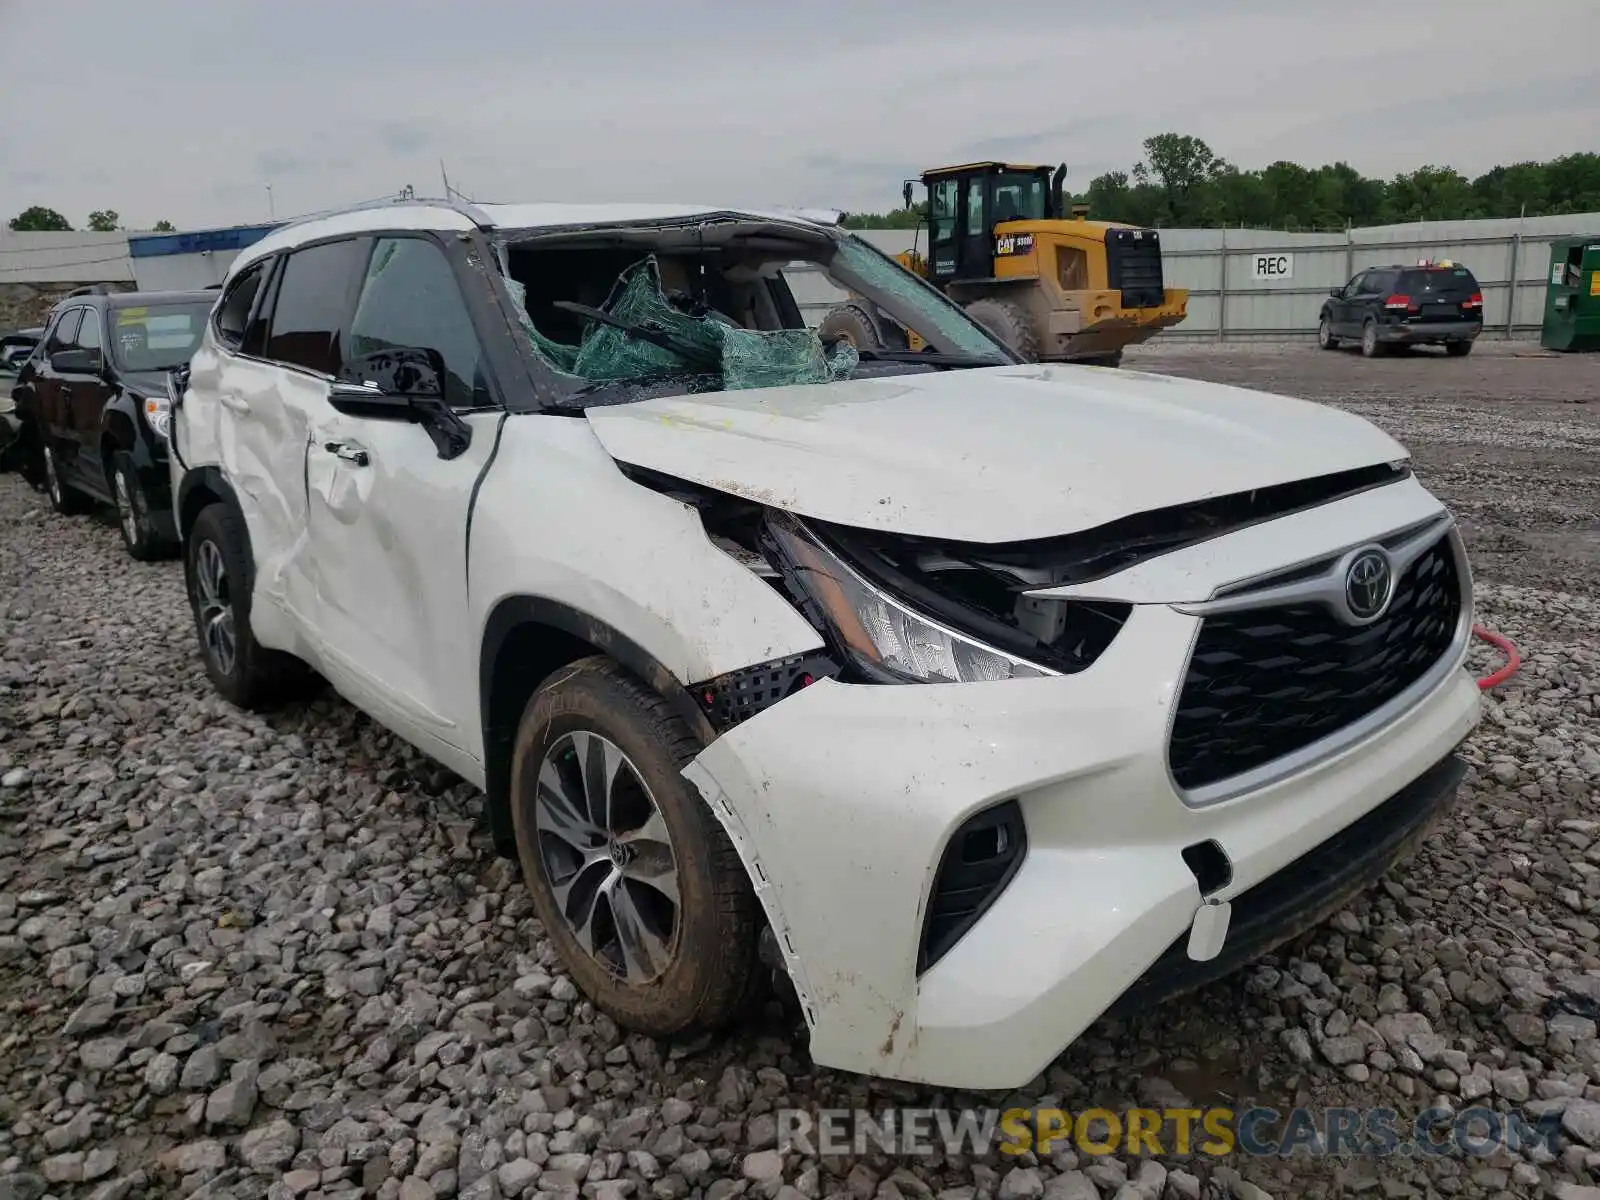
[46,308,82,354]
[346,236,489,410]
[1344,272,1368,297]
[75,309,104,363]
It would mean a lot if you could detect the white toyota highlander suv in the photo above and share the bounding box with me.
[165,198,1481,1090]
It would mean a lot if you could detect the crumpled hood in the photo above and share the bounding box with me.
[583,363,1409,542]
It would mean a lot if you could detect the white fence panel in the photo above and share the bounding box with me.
[834,213,1600,342]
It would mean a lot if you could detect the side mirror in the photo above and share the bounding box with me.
[335,346,445,406]
[165,363,190,412]
[1329,287,1344,298]
[327,379,417,421]
[901,180,915,210]
[50,348,97,374]
[330,347,470,460]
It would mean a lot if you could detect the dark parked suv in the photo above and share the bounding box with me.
[13,290,213,558]
[1318,260,1483,358]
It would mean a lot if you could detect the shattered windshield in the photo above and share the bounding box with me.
[496,221,1015,407]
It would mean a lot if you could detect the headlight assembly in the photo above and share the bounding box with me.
[138,393,171,439]
[766,519,1053,684]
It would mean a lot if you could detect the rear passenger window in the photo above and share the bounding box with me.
[347,237,489,409]
[215,260,267,351]
[263,239,367,375]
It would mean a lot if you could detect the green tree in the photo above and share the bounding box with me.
[844,139,1598,230]
[86,210,120,232]
[152,220,177,232]
[1133,133,1228,224]
[8,206,72,231]
[1539,153,1600,214]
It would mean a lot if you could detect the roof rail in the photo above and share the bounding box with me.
[270,193,497,236]
[765,206,844,227]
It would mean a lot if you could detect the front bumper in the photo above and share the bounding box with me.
[1378,319,1481,343]
[684,602,1481,1090]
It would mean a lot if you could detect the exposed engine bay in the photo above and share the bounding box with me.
[619,458,1411,690]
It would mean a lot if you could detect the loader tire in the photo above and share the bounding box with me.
[964,298,1040,363]
[818,304,884,352]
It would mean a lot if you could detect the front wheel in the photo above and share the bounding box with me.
[185,502,315,710]
[112,450,176,562]
[1317,314,1340,350]
[963,298,1041,362]
[1078,349,1124,368]
[1446,340,1473,357]
[510,656,761,1036]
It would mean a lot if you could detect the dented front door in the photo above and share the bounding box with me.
[301,409,499,764]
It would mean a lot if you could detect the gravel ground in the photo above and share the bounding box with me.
[3,343,1600,1200]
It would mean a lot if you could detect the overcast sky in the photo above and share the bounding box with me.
[2,0,1596,231]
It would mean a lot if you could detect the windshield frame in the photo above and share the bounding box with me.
[489,215,1023,413]
[107,299,215,373]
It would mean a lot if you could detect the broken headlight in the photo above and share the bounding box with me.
[766,520,1053,684]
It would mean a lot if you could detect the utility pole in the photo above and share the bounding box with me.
[265,183,275,220]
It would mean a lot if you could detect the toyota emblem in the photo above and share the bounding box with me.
[1344,549,1394,621]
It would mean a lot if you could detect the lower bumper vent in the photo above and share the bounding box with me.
[917,799,1027,975]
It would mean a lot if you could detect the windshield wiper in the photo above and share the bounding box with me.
[552,300,722,371]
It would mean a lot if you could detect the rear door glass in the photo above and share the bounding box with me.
[1398,268,1476,297]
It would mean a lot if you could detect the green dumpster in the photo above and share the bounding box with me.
[1540,236,1600,351]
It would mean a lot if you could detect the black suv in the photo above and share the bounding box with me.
[1318,261,1483,358]
[12,290,213,558]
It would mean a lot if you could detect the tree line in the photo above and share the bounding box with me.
[841,134,1600,231]
[8,207,175,233]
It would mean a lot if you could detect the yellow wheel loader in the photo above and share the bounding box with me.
[822,161,1187,366]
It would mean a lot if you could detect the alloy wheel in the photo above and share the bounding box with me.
[114,468,140,545]
[194,538,237,676]
[534,730,681,985]
[42,445,61,505]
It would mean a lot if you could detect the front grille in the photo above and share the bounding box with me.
[1105,229,1165,308]
[1169,535,1463,793]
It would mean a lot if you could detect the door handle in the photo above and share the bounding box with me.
[324,441,370,467]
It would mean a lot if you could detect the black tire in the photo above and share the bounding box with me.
[1317,313,1340,350]
[963,298,1040,362]
[12,417,47,493]
[40,441,92,515]
[184,502,315,710]
[817,304,884,352]
[1079,349,1124,367]
[510,656,761,1037]
[1446,340,1473,357]
[1360,320,1385,358]
[111,450,175,562]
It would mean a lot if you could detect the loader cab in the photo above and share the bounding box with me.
[917,162,1064,283]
